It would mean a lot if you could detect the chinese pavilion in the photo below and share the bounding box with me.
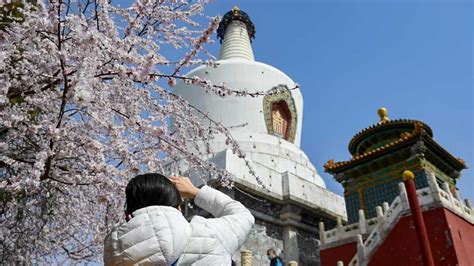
[324,108,467,223]
[320,109,473,266]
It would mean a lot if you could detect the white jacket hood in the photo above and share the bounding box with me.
[105,206,191,265]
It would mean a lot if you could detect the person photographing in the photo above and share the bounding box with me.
[104,173,254,265]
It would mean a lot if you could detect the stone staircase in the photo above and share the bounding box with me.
[319,172,474,266]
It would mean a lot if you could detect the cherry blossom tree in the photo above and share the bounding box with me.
[0,0,269,263]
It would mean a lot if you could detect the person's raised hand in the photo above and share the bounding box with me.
[170,176,200,199]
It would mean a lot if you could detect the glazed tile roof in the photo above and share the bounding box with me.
[348,119,433,156]
[325,122,467,173]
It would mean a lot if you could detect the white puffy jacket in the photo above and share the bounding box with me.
[104,186,254,265]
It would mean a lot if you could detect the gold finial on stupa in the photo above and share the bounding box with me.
[232,5,240,14]
[402,170,415,181]
[377,107,390,122]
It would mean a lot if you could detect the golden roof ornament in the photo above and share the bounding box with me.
[232,5,240,15]
[377,107,390,122]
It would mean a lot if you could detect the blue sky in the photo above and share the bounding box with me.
[202,1,473,200]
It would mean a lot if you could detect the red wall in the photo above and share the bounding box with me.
[444,209,474,266]
[320,241,356,266]
[320,208,474,266]
[369,208,473,266]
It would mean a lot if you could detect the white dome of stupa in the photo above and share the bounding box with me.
[174,7,329,194]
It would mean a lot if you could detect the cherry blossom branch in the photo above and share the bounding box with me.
[172,16,219,76]
[95,72,300,97]
[0,0,276,262]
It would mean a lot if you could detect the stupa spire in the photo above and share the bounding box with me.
[217,6,255,61]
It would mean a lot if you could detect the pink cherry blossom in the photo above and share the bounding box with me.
[0,0,268,263]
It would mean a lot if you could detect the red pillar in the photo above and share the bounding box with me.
[403,170,435,266]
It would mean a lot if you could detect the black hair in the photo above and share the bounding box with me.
[267,248,276,255]
[125,173,182,214]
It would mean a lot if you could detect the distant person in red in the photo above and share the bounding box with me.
[267,248,283,266]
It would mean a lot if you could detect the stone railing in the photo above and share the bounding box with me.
[323,172,473,266]
[319,191,403,247]
[426,179,473,224]
[319,210,380,246]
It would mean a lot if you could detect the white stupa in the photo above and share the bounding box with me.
[173,7,346,264]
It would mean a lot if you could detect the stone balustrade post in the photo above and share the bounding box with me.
[426,172,441,203]
[358,209,366,234]
[382,202,389,214]
[337,216,343,234]
[453,189,461,201]
[398,182,409,209]
[376,206,383,218]
[441,182,451,195]
[241,250,252,266]
[319,222,326,244]
[356,234,366,265]
[465,199,472,209]
[441,182,456,207]
[375,206,384,230]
